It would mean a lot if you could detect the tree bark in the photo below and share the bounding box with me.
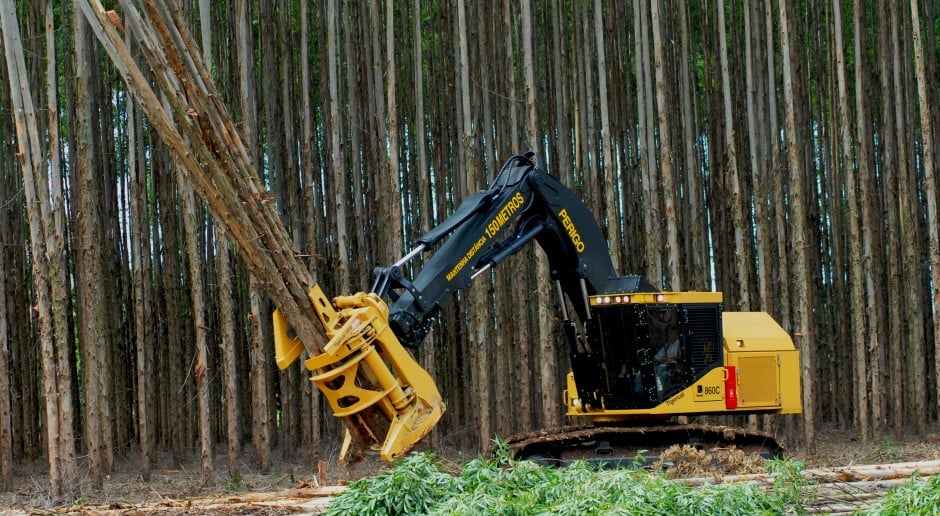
[910,0,940,422]
[890,1,926,437]
[832,0,869,442]
[718,0,750,309]
[650,0,680,290]
[1,0,76,498]
[635,0,662,284]
[126,43,155,480]
[877,1,904,438]
[0,193,9,491]
[192,0,214,483]
[853,0,882,436]
[779,0,815,449]
[218,238,240,475]
[75,7,117,488]
[678,0,706,290]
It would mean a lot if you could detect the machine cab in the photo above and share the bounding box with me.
[567,291,724,411]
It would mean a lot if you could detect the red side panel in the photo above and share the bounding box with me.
[724,366,738,409]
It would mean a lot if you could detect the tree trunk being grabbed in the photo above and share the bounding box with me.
[385,0,402,261]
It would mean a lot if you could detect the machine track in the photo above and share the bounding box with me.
[503,423,783,468]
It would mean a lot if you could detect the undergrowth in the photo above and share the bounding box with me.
[326,442,801,515]
[863,474,940,515]
[327,442,940,515]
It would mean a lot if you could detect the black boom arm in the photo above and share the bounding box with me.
[373,153,625,347]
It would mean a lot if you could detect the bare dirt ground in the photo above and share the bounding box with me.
[2,425,939,514]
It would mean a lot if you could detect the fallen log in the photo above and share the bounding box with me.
[681,459,940,486]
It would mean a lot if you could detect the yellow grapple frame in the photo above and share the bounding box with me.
[272,286,445,461]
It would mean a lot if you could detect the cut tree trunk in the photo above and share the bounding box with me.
[74,0,395,454]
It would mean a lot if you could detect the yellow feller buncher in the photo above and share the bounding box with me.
[274,153,801,464]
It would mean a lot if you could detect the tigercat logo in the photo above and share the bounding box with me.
[558,208,585,253]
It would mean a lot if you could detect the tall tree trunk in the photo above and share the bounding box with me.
[635,0,662,284]
[890,1,926,437]
[678,0,706,290]
[520,0,558,428]
[179,175,212,483]
[218,238,239,475]
[385,0,402,260]
[46,0,79,489]
[594,0,621,269]
[877,1,904,439]
[650,0,680,289]
[505,0,531,436]
[718,0,749,308]
[744,1,770,313]
[832,0,869,442]
[1,0,75,498]
[854,0,883,436]
[778,0,815,449]
[298,0,322,456]
[128,103,155,482]
[233,0,272,470]
[0,185,8,492]
[74,8,114,488]
[766,1,791,331]
[192,0,214,483]
[327,0,349,294]
[910,0,940,421]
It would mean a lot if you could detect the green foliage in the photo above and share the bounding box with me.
[766,457,814,514]
[871,437,902,462]
[324,452,455,516]
[222,473,243,493]
[863,474,940,515]
[327,444,821,515]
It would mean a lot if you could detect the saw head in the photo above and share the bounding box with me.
[274,288,445,461]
